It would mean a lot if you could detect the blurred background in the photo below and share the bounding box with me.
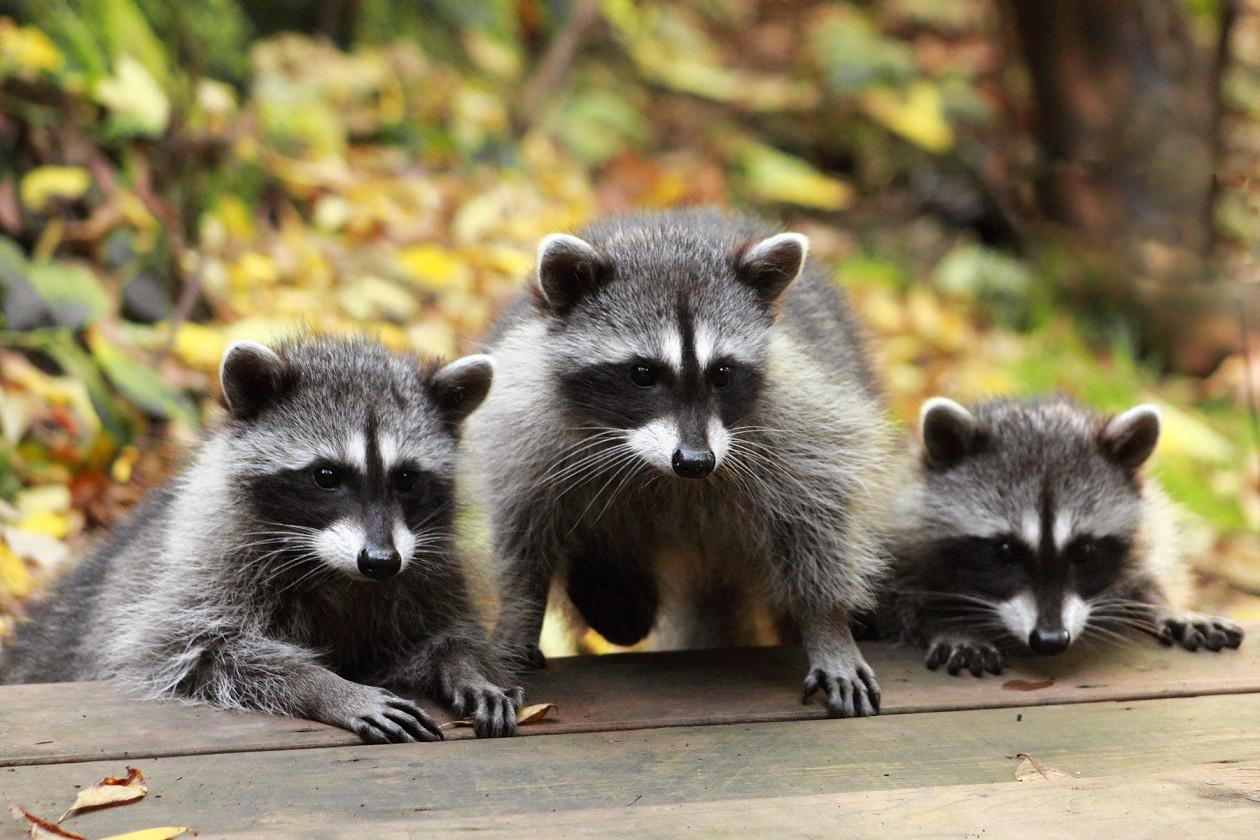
[1,0,1258,645]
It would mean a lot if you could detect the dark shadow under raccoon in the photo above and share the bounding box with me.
[883,395,1244,677]
[466,208,898,718]
[0,336,522,741]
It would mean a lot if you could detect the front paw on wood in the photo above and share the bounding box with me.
[1158,616,1244,652]
[925,635,1005,677]
[802,663,881,718]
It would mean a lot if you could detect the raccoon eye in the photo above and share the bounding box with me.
[711,365,732,388]
[395,470,418,493]
[994,540,1017,562]
[1071,539,1100,563]
[629,363,658,388]
[312,465,342,490]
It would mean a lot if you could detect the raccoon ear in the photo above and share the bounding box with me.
[920,397,977,467]
[430,354,494,427]
[1100,404,1160,471]
[534,233,611,314]
[735,232,809,307]
[220,341,287,420]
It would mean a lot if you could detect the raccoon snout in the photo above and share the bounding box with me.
[358,547,402,580]
[1028,626,1070,655]
[672,447,715,479]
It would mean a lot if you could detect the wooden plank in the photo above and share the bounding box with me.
[2,694,1258,837]
[1,630,1257,767]
[244,766,1260,839]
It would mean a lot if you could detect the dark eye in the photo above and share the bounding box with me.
[994,540,1017,562]
[395,470,418,493]
[630,363,657,387]
[312,465,342,490]
[711,365,732,388]
[1072,540,1100,563]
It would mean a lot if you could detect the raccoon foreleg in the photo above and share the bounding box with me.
[178,636,444,744]
[798,605,881,718]
[388,632,524,739]
[491,554,553,669]
[1117,578,1244,652]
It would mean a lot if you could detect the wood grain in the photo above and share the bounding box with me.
[2,632,1256,767]
[2,694,1258,837]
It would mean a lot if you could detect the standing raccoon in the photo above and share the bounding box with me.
[888,395,1244,676]
[467,208,896,717]
[0,337,523,740]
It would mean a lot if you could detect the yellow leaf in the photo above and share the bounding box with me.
[95,56,171,137]
[173,322,228,372]
[59,767,148,822]
[1153,402,1233,463]
[16,484,70,516]
[398,244,472,292]
[99,828,194,840]
[0,541,32,598]
[20,167,91,213]
[7,805,85,839]
[517,703,558,724]
[1013,753,1071,782]
[15,511,68,540]
[111,445,140,484]
[860,81,954,153]
[0,21,64,77]
[736,142,853,210]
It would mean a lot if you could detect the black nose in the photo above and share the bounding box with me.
[1028,627,1070,655]
[357,547,401,580]
[672,447,715,479]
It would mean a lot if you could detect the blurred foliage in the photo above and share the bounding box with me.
[1,0,1260,638]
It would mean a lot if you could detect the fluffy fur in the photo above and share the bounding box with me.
[0,336,522,740]
[885,395,1244,676]
[466,208,897,717]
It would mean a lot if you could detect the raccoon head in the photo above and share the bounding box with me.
[218,338,492,582]
[532,211,807,480]
[913,396,1161,655]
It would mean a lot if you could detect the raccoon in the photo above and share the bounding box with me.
[0,337,523,740]
[888,395,1244,676]
[466,208,896,717]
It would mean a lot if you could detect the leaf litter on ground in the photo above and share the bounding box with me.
[7,766,194,840]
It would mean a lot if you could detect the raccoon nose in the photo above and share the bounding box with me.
[1028,627,1070,655]
[672,447,715,479]
[357,547,402,580]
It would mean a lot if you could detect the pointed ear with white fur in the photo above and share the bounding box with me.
[1099,404,1161,471]
[429,354,494,427]
[220,341,288,420]
[735,232,809,307]
[920,397,977,468]
[534,233,611,315]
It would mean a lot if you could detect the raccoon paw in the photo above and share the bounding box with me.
[925,635,1004,677]
[802,663,881,718]
[452,683,526,738]
[346,687,444,745]
[1158,615,1245,652]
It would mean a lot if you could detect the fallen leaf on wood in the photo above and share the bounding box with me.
[1014,753,1071,782]
[98,827,194,840]
[59,767,147,821]
[516,703,558,724]
[1002,678,1054,692]
[444,702,558,729]
[7,805,87,839]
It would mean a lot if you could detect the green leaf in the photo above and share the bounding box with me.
[27,260,112,328]
[735,142,853,210]
[87,331,198,426]
[95,55,170,137]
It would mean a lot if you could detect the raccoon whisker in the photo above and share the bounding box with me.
[892,589,1004,610]
[553,442,638,501]
[591,453,649,525]
[539,433,630,490]
[566,446,641,526]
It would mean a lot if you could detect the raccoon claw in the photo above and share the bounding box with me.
[925,636,1004,677]
[452,683,524,738]
[802,664,881,718]
[347,689,444,744]
[1158,616,1244,652]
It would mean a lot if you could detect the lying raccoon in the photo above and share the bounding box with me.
[467,208,896,717]
[0,337,522,740]
[888,396,1244,676]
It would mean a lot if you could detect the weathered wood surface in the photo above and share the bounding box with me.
[3,694,1258,838]
[2,631,1256,767]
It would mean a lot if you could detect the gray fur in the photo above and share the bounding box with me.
[886,395,1244,676]
[0,336,522,741]
[466,208,897,718]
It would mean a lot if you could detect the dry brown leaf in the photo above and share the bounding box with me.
[7,805,87,840]
[98,828,195,840]
[516,703,558,724]
[59,767,147,821]
[1002,679,1054,692]
[1014,753,1071,782]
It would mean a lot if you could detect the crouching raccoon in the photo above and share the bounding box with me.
[888,395,1244,676]
[0,337,523,740]
[467,208,897,718]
